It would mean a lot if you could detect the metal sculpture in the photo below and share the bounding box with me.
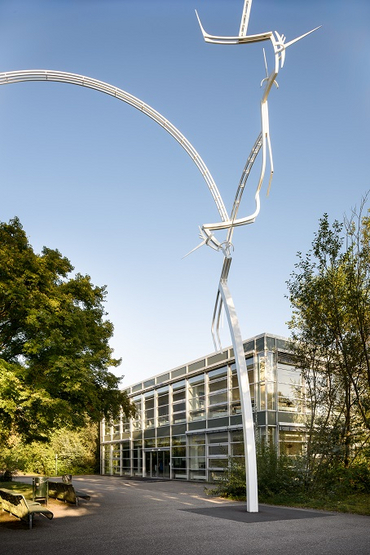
[0,0,319,513]
[190,1,320,512]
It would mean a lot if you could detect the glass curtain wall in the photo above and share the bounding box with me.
[100,334,306,480]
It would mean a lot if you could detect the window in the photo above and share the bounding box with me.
[172,446,186,457]
[188,375,205,421]
[230,430,244,460]
[173,410,186,424]
[144,394,155,428]
[157,387,169,426]
[208,432,228,444]
[207,367,228,419]
[132,439,142,475]
[265,352,276,381]
[208,404,228,419]
[172,380,186,424]
[112,444,120,475]
[267,382,276,410]
[172,435,187,479]
[189,444,205,458]
[132,396,142,430]
[208,367,227,393]
[209,376,228,393]
[189,434,206,479]
[277,365,302,412]
[207,432,228,474]
[209,391,228,406]
[173,379,186,392]
[121,440,131,474]
[157,436,170,447]
[122,414,130,433]
[279,430,305,456]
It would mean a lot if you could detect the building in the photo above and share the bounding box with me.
[100,332,305,480]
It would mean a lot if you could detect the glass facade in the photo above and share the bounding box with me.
[100,333,306,481]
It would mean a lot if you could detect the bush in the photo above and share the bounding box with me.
[205,441,370,515]
[310,461,370,496]
[0,423,98,476]
[207,443,301,500]
[256,443,300,497]
[0,469,13,482]
[206,458,246,499]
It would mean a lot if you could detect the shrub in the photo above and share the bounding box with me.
[206,442,308,501]
[0,469,13,482]
[256,443,299,497]
[0,424,98,476]
[206,458,246,499]
[310,461,370,496]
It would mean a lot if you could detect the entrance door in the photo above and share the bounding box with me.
[158,450,170,478]
[145,450,170,478]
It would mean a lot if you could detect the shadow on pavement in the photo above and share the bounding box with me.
[182,503,335,523]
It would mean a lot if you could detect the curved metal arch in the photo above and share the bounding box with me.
[0,69,229,224]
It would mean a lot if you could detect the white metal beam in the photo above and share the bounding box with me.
[0,69,229,226]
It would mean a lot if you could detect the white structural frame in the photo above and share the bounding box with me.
[0,0,319,513]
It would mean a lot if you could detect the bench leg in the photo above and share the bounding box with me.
[28,514,33,529]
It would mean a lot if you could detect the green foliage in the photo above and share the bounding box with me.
[0,217,134,445]
[206,458,246,500]
[207,444,370,515]
[256,443,299,497]
[0,482,32,499]
[207,443,298,500]
[287,203,370,469]
[303,459,370,497]
[0,424,99,476]
[0,359,72,444]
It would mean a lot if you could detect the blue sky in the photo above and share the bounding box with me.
[0,0,369,386]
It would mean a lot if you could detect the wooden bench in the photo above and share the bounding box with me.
[0,488,53,529]
[48,481,91,505]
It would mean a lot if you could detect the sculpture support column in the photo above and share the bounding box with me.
[218,274,258,513]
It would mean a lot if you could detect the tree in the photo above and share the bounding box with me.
[0,217,134,443]
[287,204,370,472]
[0,422,99,476]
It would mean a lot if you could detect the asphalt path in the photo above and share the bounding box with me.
[1,475,369,555]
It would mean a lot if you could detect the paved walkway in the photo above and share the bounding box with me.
[1,476,370,554]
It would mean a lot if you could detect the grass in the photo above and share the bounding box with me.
[258,491,370,516]
[210,490,370,516]
[0,481,33,500]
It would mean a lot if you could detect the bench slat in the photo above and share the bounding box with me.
[48,482,90,504]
